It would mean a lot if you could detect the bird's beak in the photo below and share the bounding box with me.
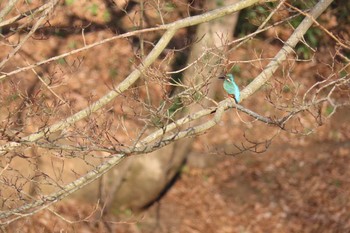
[218,76,225,80]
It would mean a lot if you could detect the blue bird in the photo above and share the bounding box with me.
[219,74,240,103]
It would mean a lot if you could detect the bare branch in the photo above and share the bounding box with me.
[0,0,20,23]
[241,0,334,100]
[0,0,60,69]
[0,0,262,155]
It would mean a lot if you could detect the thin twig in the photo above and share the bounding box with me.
[0,0,20,23]
[284,2,350,50]
[0,2,52,28]
[0,0,59,69]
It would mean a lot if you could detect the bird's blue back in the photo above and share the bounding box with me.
[223,74,240,103]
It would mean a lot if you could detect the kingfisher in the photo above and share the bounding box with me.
[219,73,240,103]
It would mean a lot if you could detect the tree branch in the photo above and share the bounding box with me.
[240,0,334,100]
[0,0,262,155]
[0,0,335,223]
[0,0,20,23]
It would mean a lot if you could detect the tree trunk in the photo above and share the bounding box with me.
[77,0,241,212]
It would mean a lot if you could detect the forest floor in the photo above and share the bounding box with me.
[11,106,350,233]
[118,107,350,233]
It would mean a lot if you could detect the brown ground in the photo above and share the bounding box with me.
[113,107,350,233]
[9,107,350,233]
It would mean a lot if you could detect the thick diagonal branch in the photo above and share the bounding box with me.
[0,0,260,156]
[240,0,334,100]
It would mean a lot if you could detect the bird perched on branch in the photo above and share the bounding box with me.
[219,73,240,103]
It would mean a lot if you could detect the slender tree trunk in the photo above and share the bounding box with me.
[75,0,241,212]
